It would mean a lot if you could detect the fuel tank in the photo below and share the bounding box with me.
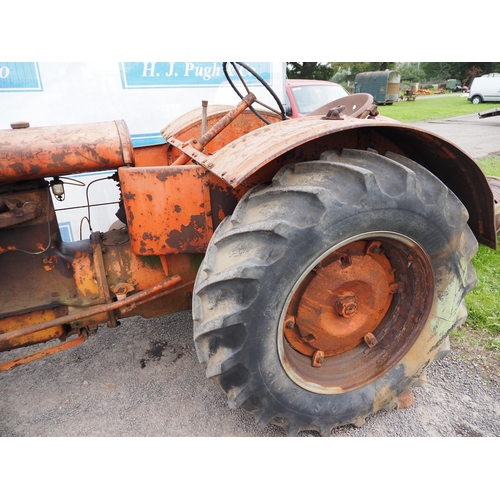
[0,120,134,184]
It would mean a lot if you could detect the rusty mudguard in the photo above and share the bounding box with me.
[199,115,497,249]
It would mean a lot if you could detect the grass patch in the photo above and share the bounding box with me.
[377,96,500,378]
[477,156,500,177]
[451,240,500,383]
[463,245,500,335]
[451,326,500,384]
[377,95,496,122]
[450,156,500,380]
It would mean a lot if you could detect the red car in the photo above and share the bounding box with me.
[285,79,350,118]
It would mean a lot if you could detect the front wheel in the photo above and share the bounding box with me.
[193,149,478,435]
[471,95,483,104]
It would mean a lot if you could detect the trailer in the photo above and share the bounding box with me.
[354,70,400,105]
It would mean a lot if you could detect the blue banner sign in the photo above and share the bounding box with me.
[0,63,43,92]
[120,62,272,89]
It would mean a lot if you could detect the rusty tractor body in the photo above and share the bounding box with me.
[0,63,498,435]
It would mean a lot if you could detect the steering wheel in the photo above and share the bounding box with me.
[223,62,287,124]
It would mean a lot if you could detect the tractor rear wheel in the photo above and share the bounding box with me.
[192,149,478,436]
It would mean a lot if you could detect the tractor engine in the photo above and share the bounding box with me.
[0,120,193,370]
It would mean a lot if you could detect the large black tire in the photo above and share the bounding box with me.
[192,149,478,436]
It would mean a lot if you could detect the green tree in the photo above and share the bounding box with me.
[396,63,426,83]
[286,62,335,80]
[421,62,500,85]
[419,62,452,81]
[329,62,396,75]
[329,63,396,89]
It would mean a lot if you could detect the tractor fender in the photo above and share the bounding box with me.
[208,115,497,249]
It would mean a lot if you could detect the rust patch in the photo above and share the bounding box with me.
[43,255,58,271]
[142,232,157,241]
[156,170,170,182]
[166,214,207,253]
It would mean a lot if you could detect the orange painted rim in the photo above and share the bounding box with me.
[278,232,434,394]
[284,240,395,357]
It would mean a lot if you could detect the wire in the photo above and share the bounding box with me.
[84,174,116,234]
[79,216,91,241]
[0,187,53,255]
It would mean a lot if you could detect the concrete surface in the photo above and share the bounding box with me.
[412,112,500,159]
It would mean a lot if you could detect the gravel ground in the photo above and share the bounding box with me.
[1,310,499,437]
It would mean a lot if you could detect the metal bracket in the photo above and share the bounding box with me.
[90,231,117,328]
[322,106,346,120]
[0,199,41,228]
[166,136,215,170]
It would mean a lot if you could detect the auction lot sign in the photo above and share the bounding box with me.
[120,62,272,88]
[0,62,43,91]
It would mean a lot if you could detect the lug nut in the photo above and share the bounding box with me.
[335,295,358,318]
[312,350,325,367]
[364,332,378,348]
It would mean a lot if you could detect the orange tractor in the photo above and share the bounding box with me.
[0,63,498,435]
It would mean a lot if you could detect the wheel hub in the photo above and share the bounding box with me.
[284,240,395,357]
[279,233,434,394]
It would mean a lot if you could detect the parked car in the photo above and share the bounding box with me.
[284,79,350,118]
[468,74,500,104]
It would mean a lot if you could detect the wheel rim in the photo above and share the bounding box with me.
[278,232,434,394]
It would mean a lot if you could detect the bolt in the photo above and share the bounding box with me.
[366,241,383,255]
[340,254,352,266]
[312,350,325,367]
[285,319,295,329]
[389,282,404,294]
[312,263,323,273]
[364,332,378,348]
[335,295,358,318]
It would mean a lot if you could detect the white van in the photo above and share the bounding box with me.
[468,73,500,104]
